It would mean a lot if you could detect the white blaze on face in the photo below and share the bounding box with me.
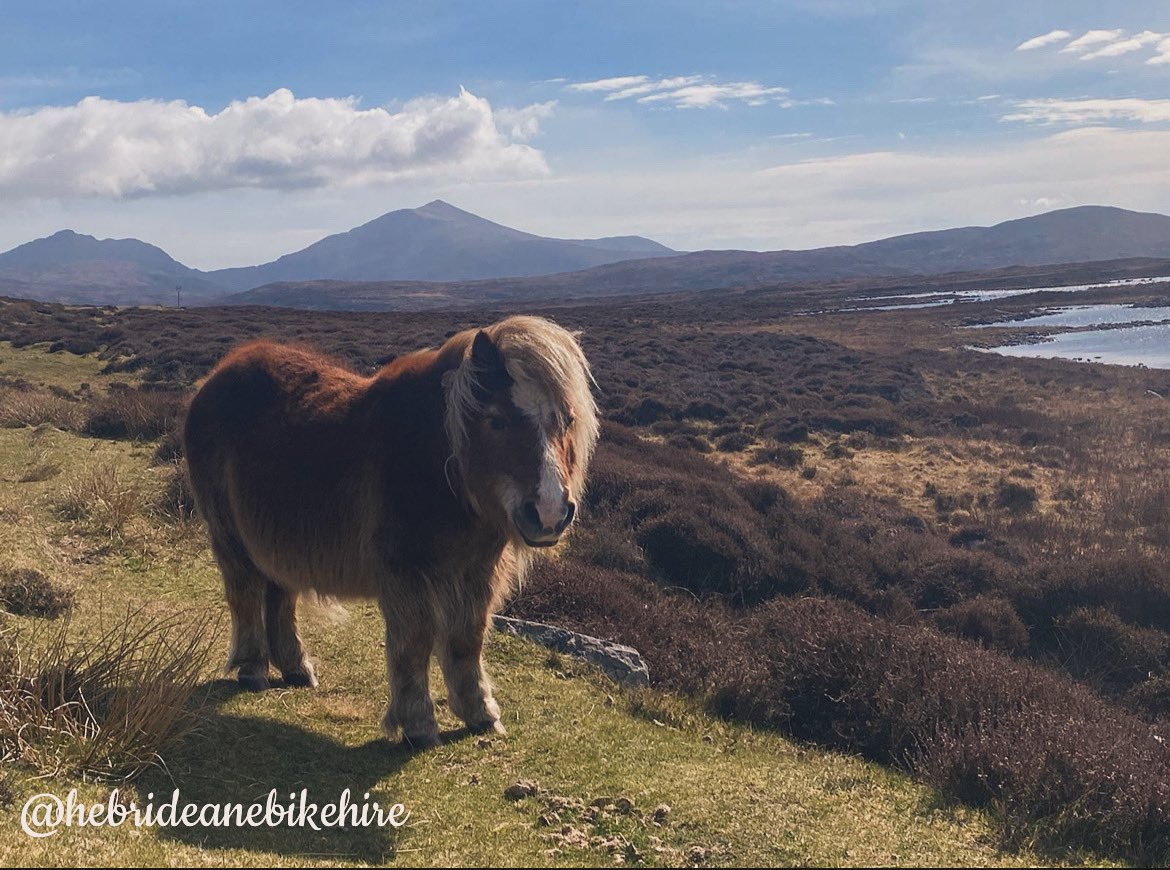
[510,376,566,531]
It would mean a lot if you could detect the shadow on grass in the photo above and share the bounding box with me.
[137,679,469,864]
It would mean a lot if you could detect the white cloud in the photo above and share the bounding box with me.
[1150,37,1170,65]
[494,100,557,141]
[566,76,649,93]
[641,81,790,109]
[1016,29,1071,51]
[566,74,793,109]
[1002,97,1170,125]
[0,88,549,199]
[604,76,705,101]
[1060,29,1125,53]
[1017,26,1170,65]
[1080,30,1165,60]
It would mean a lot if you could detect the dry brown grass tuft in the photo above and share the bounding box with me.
[82,387,186,442]
[55,461,145,539]
[0,386,85,430]
[0,610,213,781]
[15,440,62,483]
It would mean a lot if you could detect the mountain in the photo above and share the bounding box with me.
[818,205,1170,273]
[5,204,1170,311]
[0,230,225,306]
[0,202,674,306]
[225,205,1170,311]
[208,200,675,290]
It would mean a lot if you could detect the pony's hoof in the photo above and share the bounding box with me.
[402,729,442,750]
[283,668,318,688]
[238,673,271,692]
[469,718,507,736]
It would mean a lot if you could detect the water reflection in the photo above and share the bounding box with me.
[971,304,1170,329]
[979,323,1170,369]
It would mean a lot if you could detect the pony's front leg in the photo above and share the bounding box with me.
[439,603,504,736]
[379,596,440,749]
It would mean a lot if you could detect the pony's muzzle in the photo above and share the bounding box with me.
[515,499,576,547]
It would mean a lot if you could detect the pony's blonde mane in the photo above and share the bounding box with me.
[443,315,600,507]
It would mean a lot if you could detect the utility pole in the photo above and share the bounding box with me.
[176,284,182,308]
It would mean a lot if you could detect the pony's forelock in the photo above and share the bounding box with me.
[442,316,600,513]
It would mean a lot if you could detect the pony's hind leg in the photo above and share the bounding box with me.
[213,536,271,692]
[265,582,317,688]
[379,594,440,749]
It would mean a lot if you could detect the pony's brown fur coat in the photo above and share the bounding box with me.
[184,316,598,745]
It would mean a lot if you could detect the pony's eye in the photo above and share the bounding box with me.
[489,415,509,431]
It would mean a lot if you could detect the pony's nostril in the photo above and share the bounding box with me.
[557,501,576,533]
[522,501,543,530]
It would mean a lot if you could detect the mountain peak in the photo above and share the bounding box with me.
[48,229,93,241]
[412,199,478,221]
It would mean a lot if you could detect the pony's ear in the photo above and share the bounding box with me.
[469,330,511,399]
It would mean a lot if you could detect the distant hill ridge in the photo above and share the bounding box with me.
[0,230,224,306]
[2,203,1170,308]
[0,201,674,305]
[226,205,1170,311]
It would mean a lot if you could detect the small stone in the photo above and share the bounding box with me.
[504,779,539,801]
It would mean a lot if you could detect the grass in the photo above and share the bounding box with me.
[0,609,212,780]
[0,343,1087,867]
[0,340,130,390]
[0,635,1078,867]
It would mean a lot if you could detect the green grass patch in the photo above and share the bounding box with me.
[0,340,133,390]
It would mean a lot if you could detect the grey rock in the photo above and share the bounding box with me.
[492,615,650,687]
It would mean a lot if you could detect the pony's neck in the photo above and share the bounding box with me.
[367,348,473,506]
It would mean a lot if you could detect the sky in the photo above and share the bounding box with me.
[1,0,1169,269]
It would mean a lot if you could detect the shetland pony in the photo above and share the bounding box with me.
[183,316,599,747]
